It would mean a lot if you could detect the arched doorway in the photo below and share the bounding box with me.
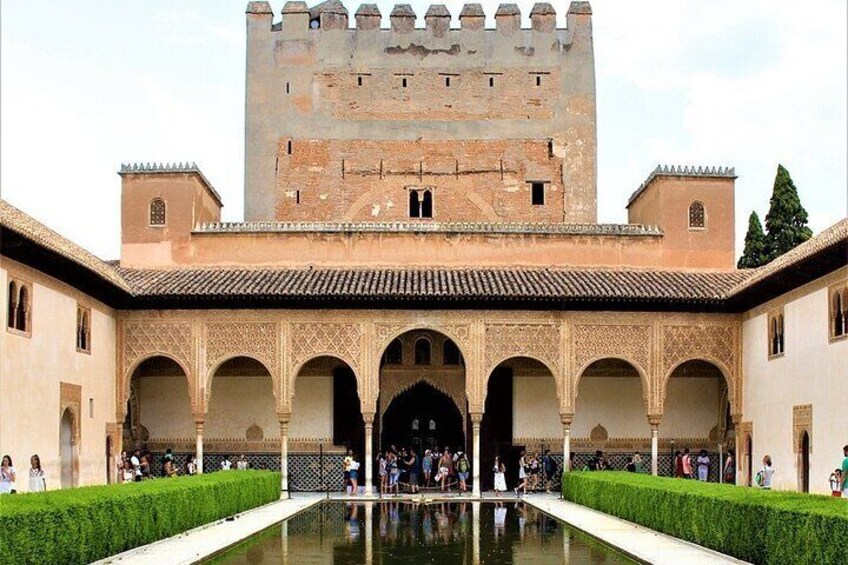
[291,356,363,491]
[206,357,276,471]
[663,360,729,481]
[122,356,193,476]
[378,330,467,456]
[481,357,559,490]
[574,359,649,471]
[60,408,76,488]
[381,381,465,454]
[799,431,810,493]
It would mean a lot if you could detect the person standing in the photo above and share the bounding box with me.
[388,451,400,495]
[220,455,233,471]
[674,450,683,478]
[841,445,848,498]
[236,454,249,470]
[422,449,432,488]
[681,448,693,479]
[723,450,736,484]
[829,469,843,497]
[130,449,142,482]
[343,449,353,494]
[696,449,710,482]
[756,455,774,489]
[514,451,529,495]
[28,454,46,492]
[0,455,16,494]
[349,453,360,496]
[542,450,557,492]
[438,449,453,493]
[378,452,388,494]
[406,449,419,494]
[456,451,470,494]
[493,456,507,496]
[186,456,197,476]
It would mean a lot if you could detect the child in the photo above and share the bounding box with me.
[829,469,843,497]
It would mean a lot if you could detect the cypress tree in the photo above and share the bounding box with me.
[737,211,767,268]
[763,164,812,262]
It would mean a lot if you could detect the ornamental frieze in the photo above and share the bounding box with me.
[483,323,561,376]
[572,324,652,384]
[205,321,280,379]
[122,320,195,377]
[289,322,362,374]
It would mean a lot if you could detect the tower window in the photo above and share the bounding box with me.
[402,77,408,88]
[149,198,166,226]
[409,189,433,219]
[409,191,420,218]
[285,82,290,94]
[536,75,541,86]
[445,77,451,87]
[421,190,433,218]
[689,201,706,229]
[287,140,292,155]
[531,182,545,205]
[296,190,300,205]
[357,76,363,87]
[489,76,495,88]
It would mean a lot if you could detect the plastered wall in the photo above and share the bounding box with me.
[0,261,117,489]
[742,269,848,493]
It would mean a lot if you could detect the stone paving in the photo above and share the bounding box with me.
[93,492,749,565]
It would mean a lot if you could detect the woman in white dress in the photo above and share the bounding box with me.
[0,455,16,494]
[493,456,507,496]
[28,454,46,492]
[514,451,528,496]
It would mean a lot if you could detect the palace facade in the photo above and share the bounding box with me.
[1,1,846,495]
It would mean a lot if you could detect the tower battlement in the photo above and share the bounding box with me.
[247,2,591,35]
[244,1,597,225]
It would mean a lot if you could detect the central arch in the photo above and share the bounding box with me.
[377,329,467,458]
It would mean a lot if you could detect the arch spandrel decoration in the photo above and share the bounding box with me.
[379,374,467,432]
[482,323,563,406]
[205,321,280,403]
[373,322,474,406]
[660,324,740,413]
[289,322,364,406]
[572,324,652,410]
[119,321,198,418]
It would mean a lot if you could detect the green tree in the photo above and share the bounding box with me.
[737,211,767,268]
[763,164,812,262]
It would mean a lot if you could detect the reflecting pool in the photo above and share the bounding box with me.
[209,500,636,564]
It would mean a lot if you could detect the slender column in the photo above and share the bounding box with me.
[731,414,742,486]
[364,413,374,495]
[561,414,573,472]
[650,423,659,476]
[195,421,205,474]
[471,414,482,496]
[280,420,289,492]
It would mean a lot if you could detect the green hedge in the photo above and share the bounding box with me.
[0,470,281,565]
[562,471,848,565]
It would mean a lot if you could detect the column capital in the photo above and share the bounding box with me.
[277,411,292,424]
[730,413,743,425]
[194,420,205,433]
[469,412,483,425]
[560,412,574,426]
[362,412,376,425]
[647,414,663,427]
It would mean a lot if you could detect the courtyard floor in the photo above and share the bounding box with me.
[94,492,748,565]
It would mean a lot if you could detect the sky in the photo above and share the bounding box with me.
[1,0,846,260]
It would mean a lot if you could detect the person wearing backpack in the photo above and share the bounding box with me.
[542,450,558,492]
[456,451,470,494]
[755,455,774,489]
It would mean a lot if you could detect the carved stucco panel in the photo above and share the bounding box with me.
[378,373,467,434]
[572,324,652,409]
[205,321,280,403]
[289,322,363,406]
[661,324,739,413]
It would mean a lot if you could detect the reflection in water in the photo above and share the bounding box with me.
[211,501,635,564]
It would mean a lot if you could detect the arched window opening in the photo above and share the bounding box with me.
[7,281,17,329]
[414,338,431,365]
[383,338,403,365]
[421,190,433,218]
[442,339,461,365]
[15,286,28,332]
[77,307,90,352]
[834,291,846,338]
[777,315,784,354]
[688,201,705,229]
[409,190,421,218]
[149,198,166,226]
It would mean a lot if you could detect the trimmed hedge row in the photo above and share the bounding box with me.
[561,471,848,565]
[0,470,281,565]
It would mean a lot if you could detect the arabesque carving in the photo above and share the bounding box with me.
[122,321,194,376]
[290,322,362,373]
[206,321,279,384]
[792,404,812,454]
[572,323,651,386]
[483,323,560,375]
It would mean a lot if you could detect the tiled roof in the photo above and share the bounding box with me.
[117,266,749,304]
[0,200,132,292]
[194,221,663,236]
[727,218,848,296]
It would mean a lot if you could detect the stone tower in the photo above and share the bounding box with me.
[244,1,597,224]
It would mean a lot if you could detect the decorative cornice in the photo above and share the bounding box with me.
[119,162,223,207]
[627,164,737,208]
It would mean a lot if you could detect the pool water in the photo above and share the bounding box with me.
[209,500,637,564]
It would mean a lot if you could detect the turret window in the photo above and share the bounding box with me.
[688,201,706,229]
[409,189,433,219]
[768,310,785,358]
[149,198,166,226]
